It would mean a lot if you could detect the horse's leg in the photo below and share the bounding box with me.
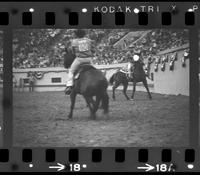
[84,96,93,109]
[84,96,96,119]
[101,91,109,118]
[68,91,77,119]
[84,97,91,109]
[85,96,95,108]
[101,90,109,115]
[131,81,136,100]
[112,85,116,100]
[123,82,130,100]
[93,95,101,114]
[86,95,94,107]
[112,82,119,100]
[99,100,103,109]
[90,97,98,119]
[89,97,96,110]
[142,79,152,100]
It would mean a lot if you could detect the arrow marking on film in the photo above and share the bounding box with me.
[137,163,155,172]
[49,163,65,171]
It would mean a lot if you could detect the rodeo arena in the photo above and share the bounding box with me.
[0,29,193,147]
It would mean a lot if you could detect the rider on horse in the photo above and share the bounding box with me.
[65,29,94,95]
[119,53,141,80]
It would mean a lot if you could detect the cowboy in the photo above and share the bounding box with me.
[128,54,140,78]
[118,53,137,80]
[127,52,133,78]
[65,29,94,95]
[28,72,35,92]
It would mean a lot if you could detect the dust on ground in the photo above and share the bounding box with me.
[13,90,189,147]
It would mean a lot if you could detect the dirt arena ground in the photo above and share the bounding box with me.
[12,90,189,147]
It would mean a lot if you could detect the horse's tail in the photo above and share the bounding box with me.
[101,91,109,114]
[109,73,116,85]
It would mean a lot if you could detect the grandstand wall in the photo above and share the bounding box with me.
[12,63,129,92]
[149,44,189,96]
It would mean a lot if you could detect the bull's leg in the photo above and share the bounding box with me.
[143,79,152,100]
[123,82,130,100]
[68,91,77,119]
[131,81,136,100]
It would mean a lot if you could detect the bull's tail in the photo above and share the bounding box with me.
[109,73,116,85]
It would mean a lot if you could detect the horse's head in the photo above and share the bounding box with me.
[63,48,76,68]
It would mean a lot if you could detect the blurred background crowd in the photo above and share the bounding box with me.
[0,29,189,68]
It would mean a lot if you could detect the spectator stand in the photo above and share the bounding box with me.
[11,29,190,95]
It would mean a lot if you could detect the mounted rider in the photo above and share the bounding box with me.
[119,52,141,79]
[64,29,94,95]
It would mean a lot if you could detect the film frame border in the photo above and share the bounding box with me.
[0,148,199,172]
[0,2,199,28]
[0,1,199,172]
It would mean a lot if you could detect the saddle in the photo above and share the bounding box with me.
[118,67,132,79]
[119,69,129,74]
[74,64,95,80]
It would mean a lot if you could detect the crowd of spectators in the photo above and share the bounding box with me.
[12,29,189,68]
[92,48,131,65]
[107,30,129,45]
[92,29,189,65]
[13,45,65,69]
[129,29,189,59]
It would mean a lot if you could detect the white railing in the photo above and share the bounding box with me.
[113,31,150,48]
[13,63,129,74]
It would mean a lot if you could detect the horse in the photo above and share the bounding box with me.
[109,60,152,100]
[64,48,109,119]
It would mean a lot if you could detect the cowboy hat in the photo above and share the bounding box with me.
[133,55,140,61]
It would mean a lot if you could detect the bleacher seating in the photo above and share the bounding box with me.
[12,29,189,68]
